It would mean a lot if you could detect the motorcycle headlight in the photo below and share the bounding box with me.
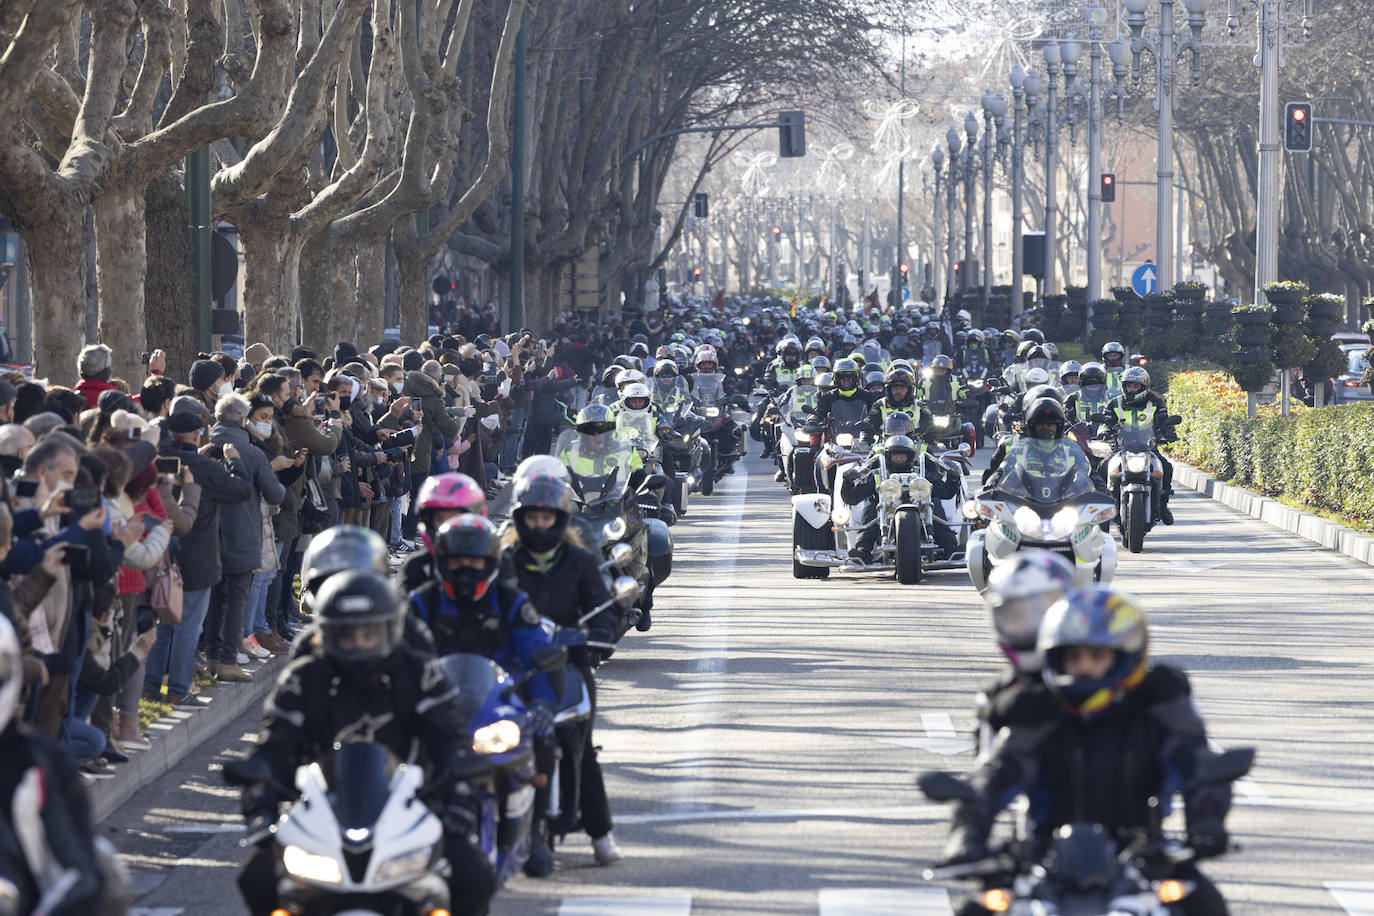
[1089,440,1113,459]
[1013,505,1044,538]
[1125,452,1150,474]
[374,845,435,883]
[601,517,627,542]
[961,499,980,520]
[933,415,952,427]
[831,504,851,525]
[834,433,855,449]
[878,478,903,503]
[1049,506,1080,538]
[909,477,933,501]
[704,407,720,417]
[473,719,522,754]
[282,844,343,885]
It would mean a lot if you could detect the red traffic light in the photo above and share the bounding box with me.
[772,225,782,235]
[1102,175,1114,186]
[692,267,702,277]
[899,263,909,274]
[1292,107,1306,121]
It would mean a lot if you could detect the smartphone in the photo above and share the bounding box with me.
[128,427,142,440]
[314,396,326,413]
[294,448,308,459]
[141,515,162,532]
[337,395,351,411]
[61,543,89,565]
[155,456,181,475]
[136,607,157,634]
[13,479,38,498]
[65,487,101,513]
[141,351,151,364]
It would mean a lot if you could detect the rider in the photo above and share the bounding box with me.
[650,360,687,413]
[805,357,875,436]
[239,570,498,916]
[501,475,624,866]
[763,339,803,393]
[861,366,929,443]
[615,381,657,449]
[1065,362,1112,427]
[407,516,563,878]
[957,329,993,379]
[1101,341,1128,394]
[1104,366,1176,525]
[938,587,1233,916]
[918,354,967,408]
[983,397,1089,490]
[839,433,960,565]
[403,471,488,592]
[1057,360,1082,397]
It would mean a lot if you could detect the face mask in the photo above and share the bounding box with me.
[217,380,231,397]
[391,381,404,394]
[253,421,273,437]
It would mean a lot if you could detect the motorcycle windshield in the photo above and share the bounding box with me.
[692,372,727,407]
[828,397,868,437]
[653,377,689,408]
[1119,422,1156,452]
[324,742,400,831]
[616,412,658,454]
[437,653,506,730]
[997,439,1095,506]
[861,344,886,367]
[557,430,633,509]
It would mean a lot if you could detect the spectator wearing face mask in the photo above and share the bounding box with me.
[189,359,229,413]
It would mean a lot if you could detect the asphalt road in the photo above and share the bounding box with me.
[107,449,1374,915]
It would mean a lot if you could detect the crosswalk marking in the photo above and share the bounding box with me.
[818,887,954,915]
[558,896,693,916]
[1327,882,1374,916]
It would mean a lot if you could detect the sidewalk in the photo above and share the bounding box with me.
[1173,460,1374,566]
[90,653,287,823]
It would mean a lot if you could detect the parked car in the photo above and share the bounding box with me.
[1331,343,1373,404]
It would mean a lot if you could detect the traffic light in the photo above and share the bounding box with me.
[1100,173,1116,203]
[778,110,806,158]
[899,263,910,285]
[1285,102,1313,152]
[693,192,708,219]
[691,267,703,279]
[771,225,782,238]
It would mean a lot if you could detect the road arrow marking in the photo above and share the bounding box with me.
[819,887,953,915]
[1325,882,1374,916]
[1167,558,1223,573]
[877,713,975,756]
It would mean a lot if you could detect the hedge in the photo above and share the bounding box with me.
[1167,371,1374,530]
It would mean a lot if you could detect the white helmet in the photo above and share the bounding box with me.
[619,382,652,413]
[1023,367,1052,388]
[515,454,570,484]
[956,309,972,324]
[0,615,20,734]
[693,345,718,368]
[615,368,646,390]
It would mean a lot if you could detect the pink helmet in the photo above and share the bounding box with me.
[416,472,487,549]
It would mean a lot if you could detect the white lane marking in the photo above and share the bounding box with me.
[1326,882,1374,916]
[876,713,974,756]
[818,887,953,915]
[130,909,185,916]
[161,824,241,834]
[1167,558,1221,572]
[1207,740,1268,800]
[558,896,692,915]
[616,804,944,825]
[665,468,749,813]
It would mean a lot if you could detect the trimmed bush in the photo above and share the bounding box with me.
[1168,370,1374,530]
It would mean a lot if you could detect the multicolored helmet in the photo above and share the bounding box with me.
[416,472,487,549]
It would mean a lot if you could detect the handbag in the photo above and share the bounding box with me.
[148,555,184,625]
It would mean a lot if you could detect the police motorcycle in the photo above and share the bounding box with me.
[767,376,822,495]
[690,367,748,492]
[220,646,565,916]
[1103,412,1182,555]
[918,748,1255,916]
[963,435,1118,591]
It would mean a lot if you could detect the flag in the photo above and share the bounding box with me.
[819,296,828,311]
[790,299,797,317]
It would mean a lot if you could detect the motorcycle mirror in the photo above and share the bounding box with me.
[916,771,979,803]
[531,645,569,673]
[222,756,273,787]
[641,473,669,492]
[611,575,641,605]
[608,541,635,567]
[1187,747,1255,791]
[958,442,972,457]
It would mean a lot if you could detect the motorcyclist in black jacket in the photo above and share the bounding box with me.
[501,474,625,867]
[1103,366,1176,525]
[939,587,1232,916]
[237,570,497,916]
[860,367,930,443]
[806,358,876,436]
[839,434,960,565]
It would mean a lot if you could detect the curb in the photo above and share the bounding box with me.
[91,654,288,824]
[1173,460,1374,567]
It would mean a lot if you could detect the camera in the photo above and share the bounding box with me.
[384,447,407,462]
[387,429,417,448]
[13,479,38,499]
[155,457,181,475]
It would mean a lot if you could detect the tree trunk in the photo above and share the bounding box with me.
[94,184,150,381]
[144,172,198,380]
[355,237,385,346]
[298,230,355,355]
[238,218,299,353]
[395,228,429,344]
[26,206,89,381]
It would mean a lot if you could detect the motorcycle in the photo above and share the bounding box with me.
[789,432,869,580]
[691,371,748,492]
[917,748,1255,916]
[655,399,706,516]
[926,393,978,456]
[219,645,564,916]
[962,376,995,448]
[1105,414,1182,554]
[963,442,1118,591]
[772,386,822,495]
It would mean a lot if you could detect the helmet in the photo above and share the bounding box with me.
[415,473,487,548]
[815,371,834,391]
[810,355,831,371]
[967,329,984,346]
[985,549,1076,674]
[600,365,624,388]
[1039,587,1149,718]
[574,403,618,436]
[1058,360,1083,384]
[315,570,404,669]
[654,359,679,379]
[883,411,916,439]
[1022,367,1052,389]
[882,435,918,473]
[1101,341,1126,365]
[1121,366,1151,405]
[512,474,572,552]
[1023,383,1063,411]
[1026,345,1050,370]
[778,340,801,363]
[1023,328,1045,344]
[0,615,20,734]
[612,354,637,371]
[693,345,719,371]
[832,358,861,395]
[1045,342,1060,360]
[514,454,571,486]
[1015,340,1036,362]
[301,525,389,604]
[796,365,816,383]
[615,368,646,390]
[433,515,499,602]
[1078,362,1107,388]
[1024,396,1067,439]
[805,337,826,355]
[620,382,652,413]
[885,367,915,400]
[924,323,941,337]
[865,368,886,391]
[1001,329,1023,346]
[955,309,973,326]
[629,341,650,358]
[849,350,867,369]
[930,354,953,373]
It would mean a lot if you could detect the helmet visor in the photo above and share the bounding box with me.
[320,614,399,664]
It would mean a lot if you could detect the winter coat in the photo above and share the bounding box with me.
[277,402,342,541]
[210,422,285,576]
[158,440,252,592]
[401,371,458,475]
[527,374,579,427]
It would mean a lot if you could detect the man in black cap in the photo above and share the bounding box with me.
[190,358,228,412]
[0,379,16,424]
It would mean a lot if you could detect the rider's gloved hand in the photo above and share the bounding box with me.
[528,702,556,742]
[1186,818,1229,859]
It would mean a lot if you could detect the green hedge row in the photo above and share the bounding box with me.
[1167,371,1374,530]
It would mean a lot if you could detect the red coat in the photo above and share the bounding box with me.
[74,377,118,408]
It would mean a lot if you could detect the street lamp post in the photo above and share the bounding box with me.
[945,127,961,301]
[981,92,997,309]
[963,112,979,291]
[1125,0,1210,293]
[1018,68,1044,313]
[932,144,946,300]
[1042,41,1062,296]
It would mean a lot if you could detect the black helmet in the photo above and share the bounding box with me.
[574,402,618,436]
[1039,586,1149,719]
[315,570,404,670]
[930,354,954,372]
[1023,383,1064,409]
[883,435,919,473]
[865,368,886,391]
[832,358,861,394]
[612,354,637,371]
[601,365,624,388]
[1015,340,1036,362]
[629,341,650,358]
[1023,328,1045,345]
[883,411,916,438]
[1024,397,1067,440]
[513,474,572,552]
[434,515,498,602]
[301,525,389,606]
[1079,362,1107,387]
[1101,341,1126,365]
